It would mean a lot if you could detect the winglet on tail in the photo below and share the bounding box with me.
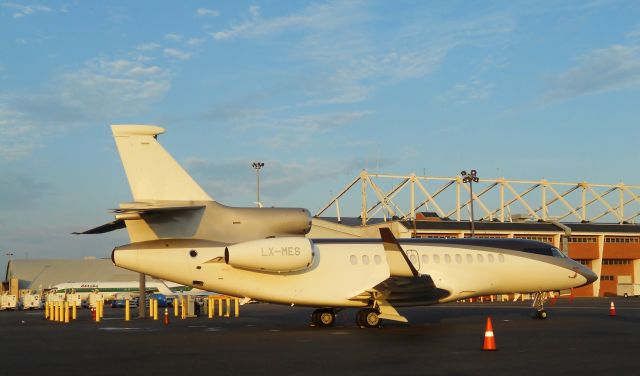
[111,124,213,202]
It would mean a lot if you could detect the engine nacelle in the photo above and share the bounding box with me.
[225,237,315,273]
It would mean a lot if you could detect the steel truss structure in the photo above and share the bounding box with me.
[316,170,640,226]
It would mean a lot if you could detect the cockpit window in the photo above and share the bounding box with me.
[523,246,566,258]
[551,247,566,258]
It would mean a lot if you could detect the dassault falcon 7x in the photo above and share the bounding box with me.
[81,125,597,328]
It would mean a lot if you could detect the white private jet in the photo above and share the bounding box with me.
[81,125,597,328]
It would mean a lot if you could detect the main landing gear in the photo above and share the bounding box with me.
[356,308,381,328]
[532,291,549,320]
[311,308,336,327]
[310,307,383,328]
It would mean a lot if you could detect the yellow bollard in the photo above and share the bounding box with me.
[208,296,213,319]
[173,297,179,317]
[234,298,239,318]
[54,302,59,322]
[218,297,223,317]
[153,299,158,321]
[149,298,154,318]
[181,296,186,319]
[45,300,49,320]
[125,299,130,321]
[96,302,101,323]
[72,301,77,320]
[225,298,230,318]
[64,301,69,324]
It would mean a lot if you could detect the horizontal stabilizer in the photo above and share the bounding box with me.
[73,219,126,234]
[113,203,206,215]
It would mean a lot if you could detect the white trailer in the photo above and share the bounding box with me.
[617,283,640,298]
[0,294,18,310]
[20,293,42,310]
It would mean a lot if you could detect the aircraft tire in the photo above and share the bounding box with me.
[311,308,335,327]
[534,310,548,320]
[356,308,380,328]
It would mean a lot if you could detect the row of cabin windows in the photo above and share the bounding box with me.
[349,253,506,266]
[415,253,505,265]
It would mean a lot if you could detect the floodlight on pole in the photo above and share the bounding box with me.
[461,169,479,237]
[252,162,265,208]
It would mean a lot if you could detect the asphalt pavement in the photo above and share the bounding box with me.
[1,298,640,376]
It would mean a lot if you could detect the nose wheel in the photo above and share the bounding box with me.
[356,308,381,328]
[311,308,336,327]
[532,292,549,320]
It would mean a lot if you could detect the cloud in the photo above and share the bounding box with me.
[1,2,51,18]
[187,37,206,46]
[136,43,161,51]
[436,80,494,104]
[0,57,171,161]
[164,33,182,41]
[0,169,49,210]
[163,48,192,60]
[543,44,640,103]
[184,156,385,205]
[196,8,219,17]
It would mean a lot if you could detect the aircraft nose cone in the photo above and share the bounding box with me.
[578,265,598,287]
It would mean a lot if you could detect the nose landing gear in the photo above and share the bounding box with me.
[532,292,549,320]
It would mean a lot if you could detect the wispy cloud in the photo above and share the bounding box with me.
[184,156,384,206]
[196,8,219,17]
[543,44,640,103]
[163,48,191,60]
[436,80,494,104]
[165,33,182,41]
[1,2,51,18]
[136,42,161,51]
[0,169,49,210]
[0,56,170,161]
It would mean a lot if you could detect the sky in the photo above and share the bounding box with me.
[2,1,640,271]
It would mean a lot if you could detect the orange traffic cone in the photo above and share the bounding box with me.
[609,301,617,317]
[163,308,170,326]
[483,317,497,351]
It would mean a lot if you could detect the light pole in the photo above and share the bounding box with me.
[461,170,479,237]
[251,162,265,207]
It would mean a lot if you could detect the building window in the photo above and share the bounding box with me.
[602,259,632,265]
[464,234,508,238]
[605,237,640,243]
[568,237,597,243]
[574,259,590,265]
[514,235,554,243]
[600,275,614,281]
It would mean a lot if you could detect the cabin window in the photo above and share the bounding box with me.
[466,254,473,263]
[444,254,452,264]
[433,254,441,264]
[498,254,505,263]
[455,254,462,264]
[477,254,484,263]
[488,254,495,263]
[422,254,429,264]
[374,255,382,264]
[362,255,370,265]
[409,254,418,264]
[350,255,358,265]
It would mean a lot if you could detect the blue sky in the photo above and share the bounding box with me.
[2,1,640,270]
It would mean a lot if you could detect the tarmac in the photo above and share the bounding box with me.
[2,298,640,376]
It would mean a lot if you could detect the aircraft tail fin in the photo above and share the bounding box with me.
[111,125,213,202]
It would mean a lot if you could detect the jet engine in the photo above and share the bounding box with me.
[225,237,315,273]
